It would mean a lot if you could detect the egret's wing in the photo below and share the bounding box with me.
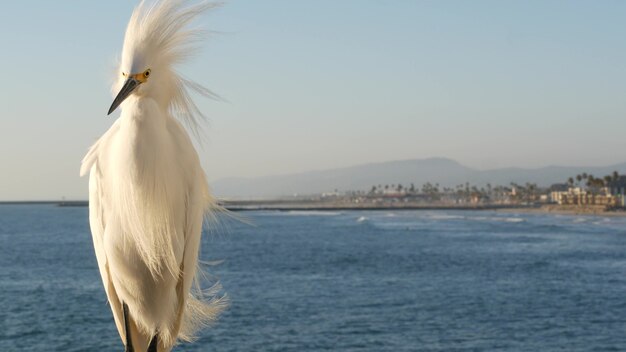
[87,166,126,342]
[171,172,210,341]
[167,118,226,341]
[82,122,129,343]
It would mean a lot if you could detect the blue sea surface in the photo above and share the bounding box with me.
[1,205,626,351]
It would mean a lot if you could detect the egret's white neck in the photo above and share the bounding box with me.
[118,96,170,172]
[121,96,168,125]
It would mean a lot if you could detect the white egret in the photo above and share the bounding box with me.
[80,1,226,351]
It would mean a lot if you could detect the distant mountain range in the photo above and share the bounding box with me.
[212,158,626,198]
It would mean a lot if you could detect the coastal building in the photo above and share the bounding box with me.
[550,187,584,204]
[550,187,620,206]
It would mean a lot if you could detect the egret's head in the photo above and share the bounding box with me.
[108,69,152,115]
[107,0,219,118]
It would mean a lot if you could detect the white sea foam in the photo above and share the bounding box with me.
[427,214,465,220]
[592,218,612,225]
[356,216,368,223]
[286,210,341,216]
[469,216,524,223]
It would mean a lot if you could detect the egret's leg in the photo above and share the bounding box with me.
[147,334,158,352]
[123,303,134,352]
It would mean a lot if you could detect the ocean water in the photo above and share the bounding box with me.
[2,205,626,351]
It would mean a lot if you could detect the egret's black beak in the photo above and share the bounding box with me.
[108,77,140,115]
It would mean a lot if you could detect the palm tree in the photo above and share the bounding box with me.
[568,177,574,187]
[613,171,620,182]
[525,183,537,200]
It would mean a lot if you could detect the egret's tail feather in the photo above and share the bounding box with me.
[179,280,228,342]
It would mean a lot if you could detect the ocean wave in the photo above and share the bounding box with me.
[426,214,465,220]
[285,210,342,216]
[468,216,525,223]
[591,218,614,226]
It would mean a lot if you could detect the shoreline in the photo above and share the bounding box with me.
[497,205,626,217]
[2,201,625,217]
[224,204,529,211]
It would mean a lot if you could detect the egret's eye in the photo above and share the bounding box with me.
[122,72,127,77]
[144,69,151,78]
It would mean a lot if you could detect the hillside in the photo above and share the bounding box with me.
[212,158,626,198]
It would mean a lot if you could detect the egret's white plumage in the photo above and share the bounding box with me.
[80,1,225,351]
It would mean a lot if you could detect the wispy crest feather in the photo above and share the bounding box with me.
[118,0,220,137]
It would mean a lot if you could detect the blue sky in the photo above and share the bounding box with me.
[2,1,626,200]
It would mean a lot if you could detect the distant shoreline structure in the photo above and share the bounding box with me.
[0,200,529,211]
[1,200,624,216]
[0,201,89,206]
